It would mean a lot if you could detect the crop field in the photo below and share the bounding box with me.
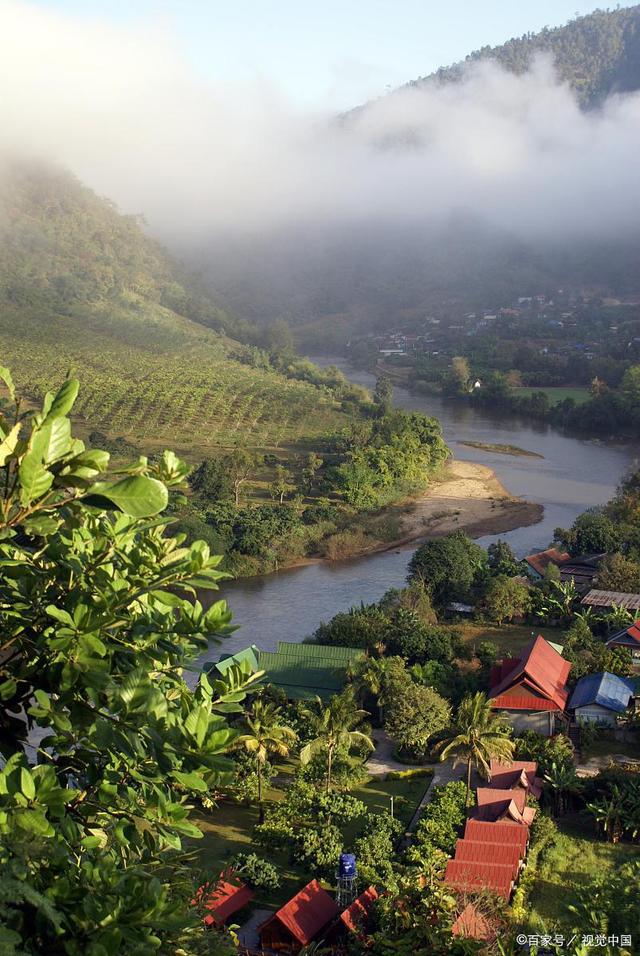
[0,306,354,457]
[513,386,590,405]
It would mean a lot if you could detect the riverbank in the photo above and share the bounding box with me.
[343,459,543,557]
[276,459,543,572]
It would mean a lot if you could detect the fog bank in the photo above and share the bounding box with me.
[1,1,639,244]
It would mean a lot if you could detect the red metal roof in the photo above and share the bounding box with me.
[489,760,542,799]
[270,880,339,946]
[339,886,378,934]
[452,903,494,941]
[474,788,535,825]
[524,548,570,577]
[489,694,560,712]
[608,620,640,649]
[464,819,529,853]
[455,839,523,869]
[444,860,515,900]
[195,877,254,927]
[489,636,570,711]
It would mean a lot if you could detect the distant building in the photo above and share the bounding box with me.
[489,759,542,799]
[568,671,637,725]
[489,636,571,736]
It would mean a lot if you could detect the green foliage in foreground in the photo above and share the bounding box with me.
[0,369,257,954]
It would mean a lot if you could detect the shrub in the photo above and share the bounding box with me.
[232,853,280,890]
[386,768,434,781]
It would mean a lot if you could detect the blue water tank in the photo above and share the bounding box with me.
[339,853,357,878]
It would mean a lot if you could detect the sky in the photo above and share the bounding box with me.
[30,0,632,109]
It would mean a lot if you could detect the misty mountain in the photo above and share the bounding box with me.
[189,6,640,345]
[407,4,640,108]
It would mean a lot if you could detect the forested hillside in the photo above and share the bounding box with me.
[0,161,357,457]
[408,4,640,106]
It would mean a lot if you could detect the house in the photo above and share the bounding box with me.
[324,886,379,947]
[568,672,637,725]
[558,554,607,592]
[454,838,523,870]
[257,642,365,700]
[581,590,640,613]
[472,787,536,826]
[607,620,640,668]
[443,860,516,900]
[489,759,542,800]
[463,819,529,856]
[206,642,365,701]
[489,636,571,736]
[259,880,339,953]
[523,547,570,580]
[193,873,254,928]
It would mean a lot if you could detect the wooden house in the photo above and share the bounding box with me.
[259,880,339,954]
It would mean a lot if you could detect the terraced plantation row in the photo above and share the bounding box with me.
[0,307,354,455]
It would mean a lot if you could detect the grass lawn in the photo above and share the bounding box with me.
[513,386,590,406]
[581,735,640,761]
[449,623,563,657]
[190,772,429,909]
[526,816,640,933]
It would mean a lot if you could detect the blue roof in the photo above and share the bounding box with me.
[568,671,635,713]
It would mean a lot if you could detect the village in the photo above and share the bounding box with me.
[192,538,640,954]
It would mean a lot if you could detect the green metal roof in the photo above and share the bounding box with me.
[208,644,260,677]
[260,643,365,700]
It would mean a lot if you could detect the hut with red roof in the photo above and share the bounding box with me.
[259,879,339,953]
[473,787,536,826]
[607,619,640,670]
[489,759,542,800]
[489,635,571,735]
[193,871,254,927]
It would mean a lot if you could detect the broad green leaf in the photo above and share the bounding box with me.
[45,378,79,420]
[0,366,15,401]
[83,475,168,517]
[20,767,35,801]
[171,770,209,792]
[0,678,17,701]
[46,606,75,627]
[0,422,20,466]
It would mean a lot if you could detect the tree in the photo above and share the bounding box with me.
[301,452,323,494]
[384,683,451,759]
[300,690,374,792]
[543,760,582,816]
[235,700,296,822]
[487,539,521,577]
[437,693,515,806]
[270,463,292,504]
[226,447,260,506]
[483,575,531,625]
[407,532,487,606]
[554,509,621,556]
[597,552,640,592]
[0,370,256,953]
[188,455,233,501]
[374,375,394,416]
[448,356,471,395]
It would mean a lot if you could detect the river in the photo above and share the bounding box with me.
[195,358,637,672]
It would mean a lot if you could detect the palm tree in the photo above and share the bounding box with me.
[436,692,515,806]
[300,689,374,793]
[350,656,390,721]
[604,603,633,634]
[235,700,297,822]
[587,787,626,843]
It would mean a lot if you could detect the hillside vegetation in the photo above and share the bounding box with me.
[409,4,640,106]
[0,161,355,457]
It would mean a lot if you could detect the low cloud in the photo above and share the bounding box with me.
[0,0,639,245]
